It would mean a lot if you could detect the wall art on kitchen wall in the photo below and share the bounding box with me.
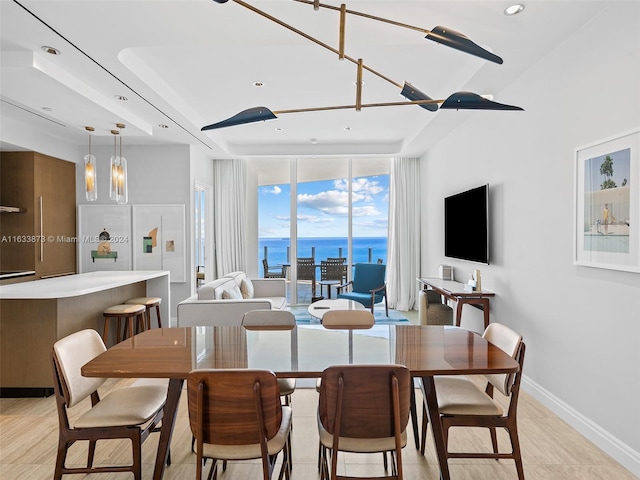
[77,205,132,273]
[132,204,185,282]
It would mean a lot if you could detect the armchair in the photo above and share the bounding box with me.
[336,263,388,316]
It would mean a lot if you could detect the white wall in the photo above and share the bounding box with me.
[420,3,640,475]
[76,144,193,319]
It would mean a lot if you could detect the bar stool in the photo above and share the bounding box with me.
[102,303,146,345]
[125,297,162,330]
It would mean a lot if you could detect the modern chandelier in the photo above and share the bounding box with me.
[202,0,523,131]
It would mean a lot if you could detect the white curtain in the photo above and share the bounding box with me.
[213,159,246,277]
[387,157,421,311]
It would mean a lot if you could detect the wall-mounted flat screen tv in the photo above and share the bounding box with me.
[444,184,489,264]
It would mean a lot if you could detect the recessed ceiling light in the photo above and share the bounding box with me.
[275,127,283,131]
[310,138,317,144]
[344,126,352,131]
[253,81,264,87]
[159,124,169,129]
[41,46,60,55]
[504,4,525,15]
[41,106,53,111]
[115,95,128,101]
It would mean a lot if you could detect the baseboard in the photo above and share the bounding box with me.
[522,375,640,477]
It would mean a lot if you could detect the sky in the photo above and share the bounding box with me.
[584,147,631,192]
[258,175,389,238]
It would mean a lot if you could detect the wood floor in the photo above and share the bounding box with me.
[1,377,637,480]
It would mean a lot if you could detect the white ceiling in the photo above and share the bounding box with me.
[0,0,612,158]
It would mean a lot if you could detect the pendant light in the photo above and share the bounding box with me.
[109,124,128,204]
[84,126,97,201]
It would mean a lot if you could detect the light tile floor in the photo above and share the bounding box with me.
[0,381,637,479]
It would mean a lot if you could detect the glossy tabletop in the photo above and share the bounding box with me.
[81,325,518,379]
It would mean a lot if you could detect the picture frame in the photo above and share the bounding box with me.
[77,205,132,273]
[574,128,640,273]
[132,204,186,282]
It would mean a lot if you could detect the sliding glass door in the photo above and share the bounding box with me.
[255,157,389,305]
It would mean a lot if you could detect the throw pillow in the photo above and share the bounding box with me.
[222,285,243,300]
[240,278,255,299]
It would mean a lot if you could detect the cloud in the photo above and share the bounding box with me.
[263,185,282,195]
[297,214,335,224]
[298,187,382,216]
[334,178,384,200]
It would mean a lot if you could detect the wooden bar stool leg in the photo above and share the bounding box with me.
[155,304,162,328]
[126,316,134,339]
[102,318,110,344]
[116,317,122,343]
[138,312,147,334]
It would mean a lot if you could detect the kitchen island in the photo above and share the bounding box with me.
[0,270,170,397]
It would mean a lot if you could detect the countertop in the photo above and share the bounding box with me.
[0,270,170,299]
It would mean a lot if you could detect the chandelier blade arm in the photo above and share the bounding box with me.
[426,26,503,64]
[400,82,438,112]
[440,91,523,110]
[201,106,277,130]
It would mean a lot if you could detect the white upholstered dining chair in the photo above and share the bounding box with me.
[421,322,526,479]
[51,329,167,480]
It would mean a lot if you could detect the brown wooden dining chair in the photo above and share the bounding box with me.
[187,368,292,480]
[320,309,375,329]
[314,309,376,471]
[51,329,167,480]
[420,323,526,479]
[242,309,297,407]
[317,364,411,480]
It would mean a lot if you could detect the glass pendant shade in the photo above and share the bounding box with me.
[109,132,128,204]
[84,153,97,201]
[84,127,97,201]
[110,154,128,204]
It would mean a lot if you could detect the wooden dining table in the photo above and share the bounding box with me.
[81,324,519,480]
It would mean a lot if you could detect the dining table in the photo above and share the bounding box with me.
[81,324,519,480]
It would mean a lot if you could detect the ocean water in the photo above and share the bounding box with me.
[259,237,387,267]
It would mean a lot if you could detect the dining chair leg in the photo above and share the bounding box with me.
[87,439,97,467]
[420,375,451,480]
[490,426,499,457]
[420,401,429,456]
[409,382,420,449]
[509,424,526,480]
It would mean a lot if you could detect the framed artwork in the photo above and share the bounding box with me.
[132,204,186,282]
[77,205,132,273]
[574,128,639,272]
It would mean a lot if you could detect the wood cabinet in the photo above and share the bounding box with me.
[0,152,77,279]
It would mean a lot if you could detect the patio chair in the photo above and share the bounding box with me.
[337,263,388,316]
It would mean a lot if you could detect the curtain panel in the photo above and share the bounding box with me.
[387,157,421,311]
[213,159,246,277]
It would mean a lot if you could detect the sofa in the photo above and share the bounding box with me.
[177,271,287,327]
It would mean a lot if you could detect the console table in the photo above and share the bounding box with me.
[418,277,495,329]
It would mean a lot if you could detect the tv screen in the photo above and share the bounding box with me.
[444,184,489,264]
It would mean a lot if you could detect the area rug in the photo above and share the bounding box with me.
[289,305,410,325]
